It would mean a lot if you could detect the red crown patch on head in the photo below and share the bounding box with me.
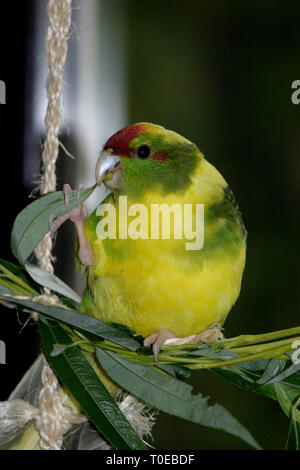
[104,124,147,157]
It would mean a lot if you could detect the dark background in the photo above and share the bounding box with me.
[0,0,41,406]
[0,0,299,450]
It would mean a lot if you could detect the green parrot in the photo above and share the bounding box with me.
[63,122,246,361]
[8,122,247,450]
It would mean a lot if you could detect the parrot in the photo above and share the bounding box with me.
[7,123,247,450]
[54,122,247,361]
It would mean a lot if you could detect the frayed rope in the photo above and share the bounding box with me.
[0,357,86,450]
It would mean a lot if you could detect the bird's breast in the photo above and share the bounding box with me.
[83,183,246,337]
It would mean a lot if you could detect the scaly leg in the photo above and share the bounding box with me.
[143,323,224,362]
[50,184,94,266]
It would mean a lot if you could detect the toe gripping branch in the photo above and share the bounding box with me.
[143,324,224,362]
[49,184,94,266]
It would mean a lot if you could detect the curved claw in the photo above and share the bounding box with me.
[63,183,72,207]
[143,329,176,362]
[77,184,83,198]
[49,214,55,233]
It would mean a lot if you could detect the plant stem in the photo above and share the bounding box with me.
[187,344,291,370]
[229,336,300,355]
[222,326,300,348]
[0,265,38,295]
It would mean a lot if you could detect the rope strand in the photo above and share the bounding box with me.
[32,0,77,450]
[36,357,87,450]
[35,0,72,274]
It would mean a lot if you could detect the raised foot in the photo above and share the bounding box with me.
[50,184,94,266]
[143,324,224,362]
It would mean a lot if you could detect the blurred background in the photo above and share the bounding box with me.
[0,0,299,450]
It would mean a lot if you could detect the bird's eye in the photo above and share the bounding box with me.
[136,145,151,159]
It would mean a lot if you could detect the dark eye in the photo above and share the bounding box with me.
[136,145,151,159]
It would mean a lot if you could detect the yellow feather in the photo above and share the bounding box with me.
[83,157,246,338]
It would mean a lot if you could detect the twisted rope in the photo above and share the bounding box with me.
[35,0,72,274]
[0,357,87,451]
[35,357,87,450]
[31,0,81,450]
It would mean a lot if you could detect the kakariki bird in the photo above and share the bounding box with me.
[55,123,247,363]
[7,124,247,450]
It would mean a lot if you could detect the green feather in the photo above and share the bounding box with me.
[119,133,200,198]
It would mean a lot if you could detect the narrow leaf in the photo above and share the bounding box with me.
[0,296,140,351]
[0,260,39,295]
[25,263,81,304]
[0,283,16,309]
[214,366,300,403]
[188,345,239,361]
[38,318,148,450]
[240,359,271,372]
[274,382,300,421]
[96,348,261,449]
[264,362,300,385]
[256,359,286,385]
[0,283,13,295]
[286,419,300,450]
[0,258,39,291]
[50,344,68,357]
[11,186,95,265]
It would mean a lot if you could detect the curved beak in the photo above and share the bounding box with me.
[95,149,121,186]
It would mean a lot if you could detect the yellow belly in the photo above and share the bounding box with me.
[86,238,245,337]
[82,159,246,337]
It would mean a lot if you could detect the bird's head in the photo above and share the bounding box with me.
[95,123,201,198]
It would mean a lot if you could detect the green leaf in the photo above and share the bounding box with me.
[0,283,16,308]
[256,359,286,385]
[0,260,39,296]
[25,263,81,304]
[96,348,261,449]
[214,366,300,433]
[38,318,148,450]
[214,366,300,403]
[0,296,140,351]
[167,365,192,380]
[264,361,300,385]
[0,258,40,291]
[286,401,300,450]
[274,382,300,422]
[286,420,300,450]
[50,344,68,357]
[11,186,95,265]
[188,344,239,360]
[240,359,271,371]
[0,283,13,295]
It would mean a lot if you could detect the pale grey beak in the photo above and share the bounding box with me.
[95,149,121,185]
